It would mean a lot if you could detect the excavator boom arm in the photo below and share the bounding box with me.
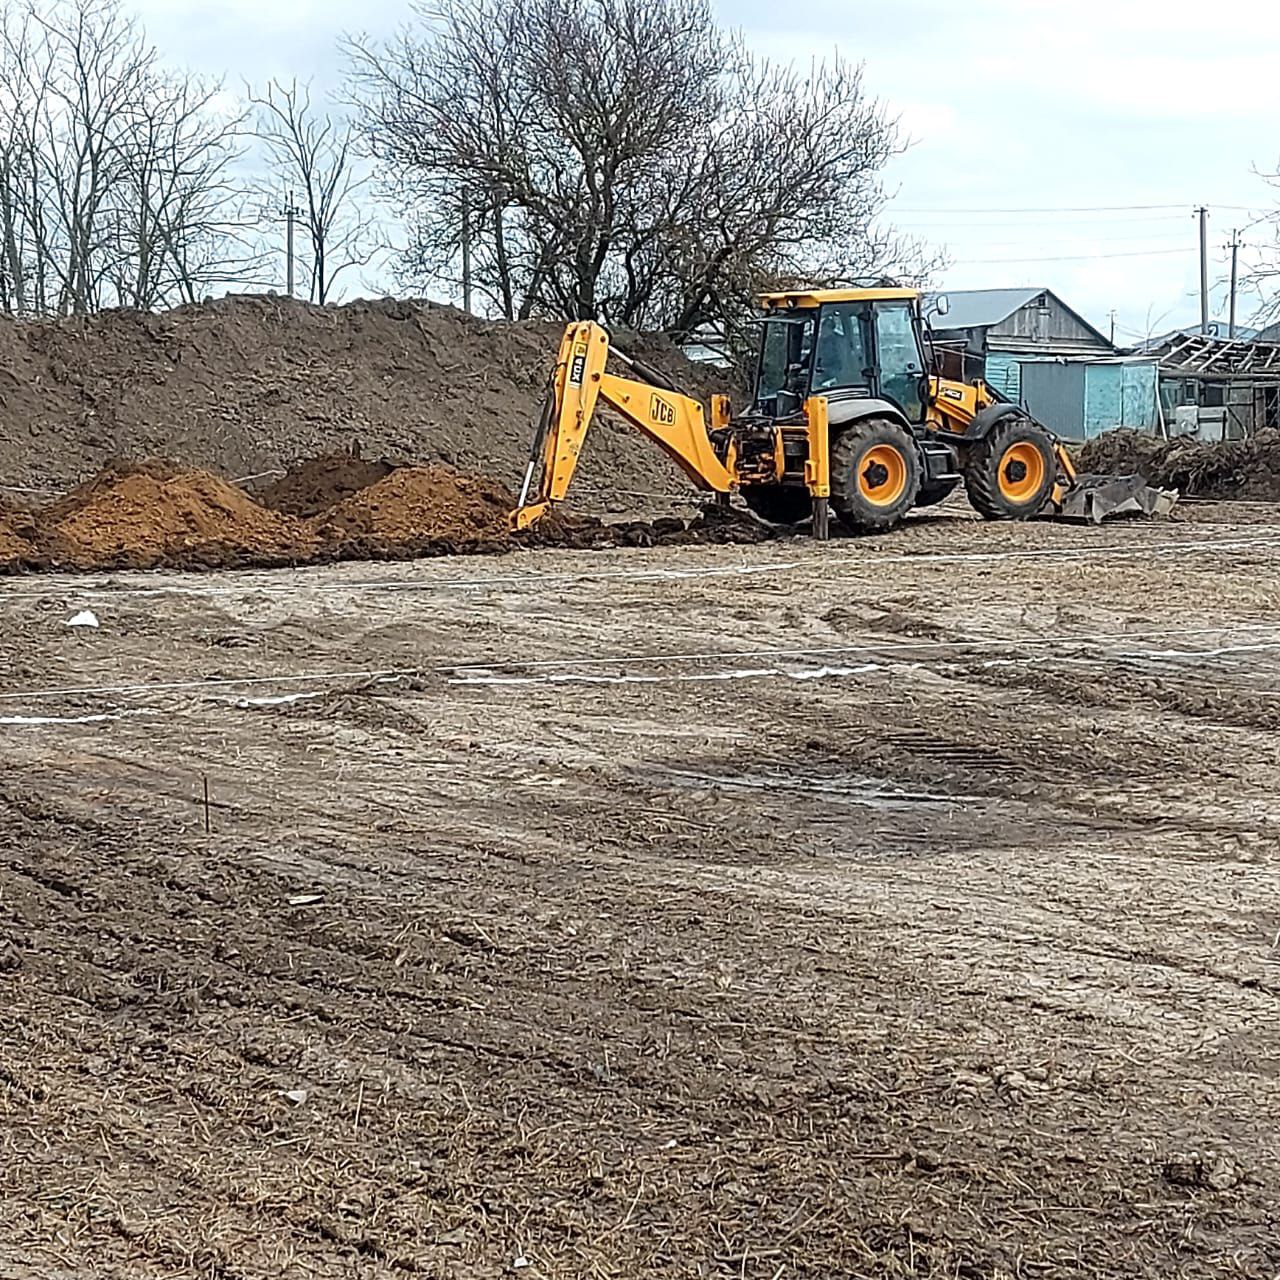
[513,321,736,529]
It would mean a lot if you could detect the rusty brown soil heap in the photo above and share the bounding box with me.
[0,449,771,573]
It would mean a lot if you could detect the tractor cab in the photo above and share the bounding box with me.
[753,287,933,426]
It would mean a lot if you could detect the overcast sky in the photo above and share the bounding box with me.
[133,0,1280,341]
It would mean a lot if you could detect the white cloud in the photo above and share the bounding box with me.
[722,0,1280,333]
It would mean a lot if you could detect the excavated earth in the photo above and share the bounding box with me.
[0,295,732,506]
[3,508,1280,1279]
[0,450,773,573]
[4,301,1280,1278]
[1079,428,1280,500]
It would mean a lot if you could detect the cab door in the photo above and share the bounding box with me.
[873,302,927,422]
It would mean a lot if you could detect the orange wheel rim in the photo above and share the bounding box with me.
[998,441,1047,503]
[858,444,908,507]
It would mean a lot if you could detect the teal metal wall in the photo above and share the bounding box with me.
[1082,363,1159,437]
[1020,363,1086,440]
[984,352,1023,399]
[1016,359,1159,439]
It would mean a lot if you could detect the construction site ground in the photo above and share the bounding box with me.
[3,500,1280,1279]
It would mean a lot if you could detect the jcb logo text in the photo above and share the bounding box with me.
[650,395,676,426]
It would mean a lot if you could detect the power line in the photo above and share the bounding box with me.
[951,247,1193,265]
[895,213,1193,228]
[892,203,1189,214]
[936,233,1196,250]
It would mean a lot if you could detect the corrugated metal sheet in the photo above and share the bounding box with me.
[1119,363,1159,433]
[1019,359,1159,440]
[1081,363,1159,437]
[1021,363,1087,440]
[984,352,1022,400]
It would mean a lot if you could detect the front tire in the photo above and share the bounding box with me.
[964,417,1056,520]
[741,483,812,526]
[830,418,921,532]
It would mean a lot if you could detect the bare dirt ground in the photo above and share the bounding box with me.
[3,504,1280,1279]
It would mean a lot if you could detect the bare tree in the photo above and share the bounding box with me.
[346,0,923,337]
[250,78,379,304]
[0,0,263,316]
[1243,176,1280,332]
[108,73,262,308]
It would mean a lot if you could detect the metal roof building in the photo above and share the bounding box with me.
[927,287,1115,402]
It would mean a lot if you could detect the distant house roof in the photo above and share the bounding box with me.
[1132,322,1260,352]
[1145,332,1280,380]
[927,286,1112,352]
[926,287,1047,331]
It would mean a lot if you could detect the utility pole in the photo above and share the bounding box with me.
[1197,206,1210,335]
[1228,229,1241,339]
[282,190,302,298]
[460,187,472,314]
[1108,309,1117,345]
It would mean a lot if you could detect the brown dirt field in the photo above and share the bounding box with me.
[2,508,1279,1278]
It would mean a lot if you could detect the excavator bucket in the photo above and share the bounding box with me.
[1056,472,1178,524]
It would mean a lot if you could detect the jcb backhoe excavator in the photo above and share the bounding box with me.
[511,286,1171,538]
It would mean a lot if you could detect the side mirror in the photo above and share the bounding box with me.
[930,293,951,318]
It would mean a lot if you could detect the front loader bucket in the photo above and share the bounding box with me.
[1056,472,1178,524]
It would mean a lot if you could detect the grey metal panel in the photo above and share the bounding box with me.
[927,288,1041,331]
[1020,362,1087,440]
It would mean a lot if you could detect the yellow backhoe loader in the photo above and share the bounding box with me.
[512,286,1172,538]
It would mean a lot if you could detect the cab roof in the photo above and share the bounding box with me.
[757,286,921,310]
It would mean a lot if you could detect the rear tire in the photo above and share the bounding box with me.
[741,483,812,526]
[964,416,1056,520]
[830,418,921,532]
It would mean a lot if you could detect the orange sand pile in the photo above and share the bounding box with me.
[45,461,319,569]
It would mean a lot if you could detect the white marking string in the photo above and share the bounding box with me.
[2,533,1280,602]
[4,623,1280,707]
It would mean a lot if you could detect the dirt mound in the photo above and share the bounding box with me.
[256,446,398,518]
[0,453,780,575]
[315,464,516,552]
[0,497,34,563]
[0,297,740,502]
[44,460,318,570]
[1077,429,1280,500]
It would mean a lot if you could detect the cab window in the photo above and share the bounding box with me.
[756,318,815,404]
[813,303,870,392]
[874,302,925,420]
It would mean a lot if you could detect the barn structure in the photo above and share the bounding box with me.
[927,287,1114,399]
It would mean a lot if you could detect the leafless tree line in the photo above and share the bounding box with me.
[0,0,939,331]
[345,0,940,341]
[0,0,375,316]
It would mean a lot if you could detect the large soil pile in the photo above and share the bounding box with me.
[254,447,396,518]
[0,497,34,561]
[1078,429,1280,500]
[0,297,738,500]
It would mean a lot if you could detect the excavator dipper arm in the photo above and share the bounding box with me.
[513,321,736,530]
